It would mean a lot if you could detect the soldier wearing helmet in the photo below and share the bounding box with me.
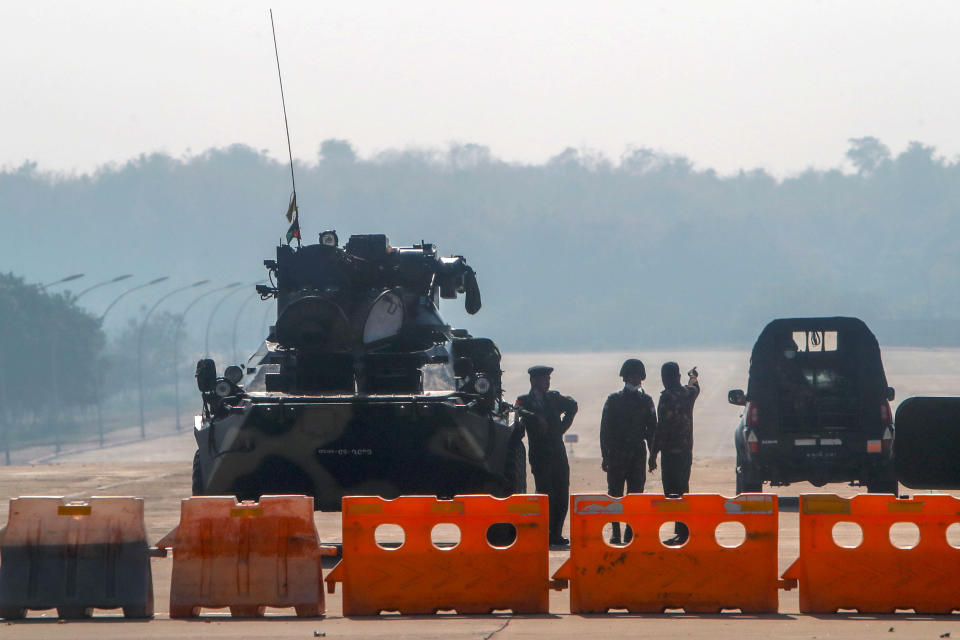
[515,365,578,547]
[600,358,658,544]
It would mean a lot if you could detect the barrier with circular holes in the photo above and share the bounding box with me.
[325,494,550,615]
[781,494,960,614]
[552,493,781,613]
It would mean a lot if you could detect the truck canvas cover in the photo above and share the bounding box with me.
[746,317,888,434]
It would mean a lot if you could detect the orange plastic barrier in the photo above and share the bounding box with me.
[782,494,960,614]
[0,496,153,619]
[155,495,335,618]
[552,493,780,613]
[325,494,550,615]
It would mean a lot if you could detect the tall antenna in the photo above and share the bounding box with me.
[270,9,301,247]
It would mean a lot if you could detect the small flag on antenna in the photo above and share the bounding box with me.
[285,193,298,222]
[286,217,300,243]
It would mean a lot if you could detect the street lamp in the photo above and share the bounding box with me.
[137,280,209,439]
[74,274,133,301]
[231,282,267,364]
[205,283,252,358]
[173,282,241,431]
[100,276,169,321]
[39,273,85,454]
[40,273,84,290]
[260,301,275,340]
[94,276,169,445]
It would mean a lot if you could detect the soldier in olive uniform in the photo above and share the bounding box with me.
[515,365,578,546]
[650,361,700,545]
[600,358,657,544]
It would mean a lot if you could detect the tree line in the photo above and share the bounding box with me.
[0,274,198,459]
[2,135,958,355]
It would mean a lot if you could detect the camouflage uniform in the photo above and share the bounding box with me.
[515,389,578,543]
[653,378,700,496]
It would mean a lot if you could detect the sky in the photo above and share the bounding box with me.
[3,0,960,177]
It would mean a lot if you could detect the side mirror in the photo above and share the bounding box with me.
[196,358,217,393]
[887,387,896,402]
[728,389,747,406]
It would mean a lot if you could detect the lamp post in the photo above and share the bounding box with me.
[100,276,169,322]
[260,301,275,341]
[205,284,252,358]
[73,274,134,446]
[137,280,209,439]
[41,274,85,454]
[231,283,267,364]
[95,276,168,445]
[74,274,133,301]
[174,282,241,431]
[40,273,84,290]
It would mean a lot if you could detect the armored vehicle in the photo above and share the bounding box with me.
[729,317,897,494]
[192,233,525,510]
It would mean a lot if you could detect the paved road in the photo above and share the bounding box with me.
[0,457,957,639]
[3,346,960,636]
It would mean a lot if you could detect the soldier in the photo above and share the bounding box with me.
[650,361,700,545]
[600,358,657,544]
[515,365,578,547]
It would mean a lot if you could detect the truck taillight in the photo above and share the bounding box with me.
[880,401,893,426]
[882,425,894,453]
[746,430,759,453]
[746,402,760,428]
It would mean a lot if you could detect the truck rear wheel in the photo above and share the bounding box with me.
[736,457,762,494]
[866,468,898,494]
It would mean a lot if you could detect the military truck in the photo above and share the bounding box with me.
[192,232,525,510]
[729,317,897,494]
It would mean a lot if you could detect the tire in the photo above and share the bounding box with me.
[486,439,528,546]
[0,607,25,620]
[503,438,528,495]
[191,450,203,496]
[866,469,898,494]
[736,457,762,494]
[487,438,527,498]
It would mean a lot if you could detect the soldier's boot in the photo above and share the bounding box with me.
[664,521,689,546]
[610,521,622,545]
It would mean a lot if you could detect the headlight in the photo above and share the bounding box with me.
[224,365,243,384]
[474,376,491,395]
[215,380,234,398]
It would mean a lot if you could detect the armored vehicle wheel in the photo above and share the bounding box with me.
[57,606,92,619]
[487,438,527,498]
[486,439,528,546]
[504,438,527,495]
[191,450,202,496]
[736,458,762,494]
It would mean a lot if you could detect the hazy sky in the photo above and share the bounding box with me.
[3,0,960,176]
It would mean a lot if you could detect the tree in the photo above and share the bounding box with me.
[0,273,105,448]
[846,137,890,175]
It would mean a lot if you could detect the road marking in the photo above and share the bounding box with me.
[64,472,184,499]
